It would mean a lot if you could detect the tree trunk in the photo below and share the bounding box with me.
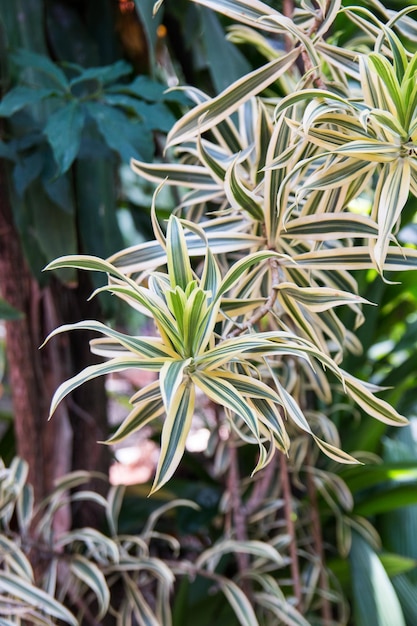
[0,156,109,527]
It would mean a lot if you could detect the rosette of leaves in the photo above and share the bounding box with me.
[45,214,408,495]
[275,25,417,271]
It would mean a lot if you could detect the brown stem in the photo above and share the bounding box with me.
[245,454,277,517]
[306,452,333,624]
[280,451,302,609]
[227,444,252,599]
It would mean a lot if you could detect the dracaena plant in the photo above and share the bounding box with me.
[43,0,417,623]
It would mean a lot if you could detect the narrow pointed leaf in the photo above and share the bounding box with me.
[151,381,195,494]
[0,572,77,626]
[167,48,299,147]
[70,556,109,621]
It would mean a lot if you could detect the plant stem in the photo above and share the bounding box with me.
[227,443,252,599]
[280,451,302,609]
[245,455,277,516]
[306,452,333,624]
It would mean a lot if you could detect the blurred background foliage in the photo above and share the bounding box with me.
[0,0,417,625]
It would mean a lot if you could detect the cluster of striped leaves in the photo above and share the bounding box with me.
[0,457,181,625]
[46,211,407,495]
[39,0,417,624]
[0,457,318,626]
[44,2,417,498]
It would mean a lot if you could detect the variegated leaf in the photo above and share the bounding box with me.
[151,381,195,494]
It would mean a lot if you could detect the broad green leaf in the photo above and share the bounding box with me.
[73,59,132,85]
[392,575,417,625]
[70,556,110,620]
[0,572,77,626]
[12,49,68,88]
[167,48,300,147]
[151,381,195,494]
[44,102,85,174]
[106,485,125,536]
[86,102,152,162]
[379,554,417,579]
[0,86,55,117]
[354,484,417,516]
[350,532,406,626]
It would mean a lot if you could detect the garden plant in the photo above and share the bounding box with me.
[2,0,417,624]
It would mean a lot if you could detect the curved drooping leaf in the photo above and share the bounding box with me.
[70,555,110,621]
[0,572,77,626]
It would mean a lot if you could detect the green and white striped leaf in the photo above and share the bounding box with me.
[0,572,77,626]
[49,357,168,418]
[343,372,408,426]
[44,320,176,359]
[313,437,359,464]
[124,575,160,626]
[70,555,110,621]
[151,381,195,494]
[130,159,222,189]
[166,216,193,289]
[372,159,411,271]
[225,157,265,221]
[276,282,371,312]
[217,577,259,626]
[280,246,417,271]
[255,591,311,626]
[106,484,125,536]
[190,0,284,32]
[167,48,300,147]
[197,539,284,570]
[192,370,260,439]
[159,359,191,412]
[282,213,380,240]
[0,535,33,581]
[104,395,164,445]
